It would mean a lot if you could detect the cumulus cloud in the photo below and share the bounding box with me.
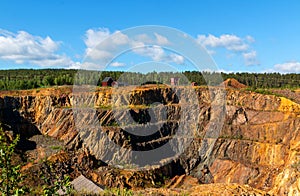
[134,34,153,44]
[134,45,165,61]
[197,34,258,66]
[197,34,251,52]
[85,47,113,61]
[84,29,130,61]
[134,45,184,64]
[169,53,184,64]
[82,28,184,69]
[0,29,73,67]
[84,28,111,49]
[67,61,82,69]
[68,62,105,70]
[273,61,300,73]
[133,33,170,45]
[110,61,126,67]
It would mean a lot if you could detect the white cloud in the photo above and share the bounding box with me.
[29,55,73,67]
[197,34,258,66]
[67,62,81,69]
[84,28,110,49]
[154,33,170,45]
[111,31,130,45]
[110,62,126,67]
[69,62,105,70]
[206,49,216,55]
[245,35,255,43]
[84,29,130,62]
[83,28,184,68]
[134,45,184,64]
[134,45,164,61]
[133,33,170,45]
[243,51,259,66]
[85,47,113,61]
[169,53,184,64]
[273,61,300,73]
[134,34,153,43]
[0,29,73,67]
[197,34,250,52]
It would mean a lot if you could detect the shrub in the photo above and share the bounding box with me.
[0,127,28,195]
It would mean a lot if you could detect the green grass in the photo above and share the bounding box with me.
[96,105,113,110]
[50,145,63,151]
[102,187,134,196]
[244,87,275,95]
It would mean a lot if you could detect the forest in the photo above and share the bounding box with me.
[0,69,299,90]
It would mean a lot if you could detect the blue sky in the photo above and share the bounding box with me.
[0,0,299,73]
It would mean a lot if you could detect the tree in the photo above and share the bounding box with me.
[40,161,73,196]
[0,127,27,195]
[42,76,54,86]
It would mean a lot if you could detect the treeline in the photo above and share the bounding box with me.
[0,69,299,90]
[221,72,300,89]
[0,69,76,90]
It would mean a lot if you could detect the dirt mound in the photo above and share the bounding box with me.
[222,78,247,89]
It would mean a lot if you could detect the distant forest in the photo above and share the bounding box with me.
[0,69,299,90]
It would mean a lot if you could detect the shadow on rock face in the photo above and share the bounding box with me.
[0,96,41,151]
[17,138,37,151]
[129,109,151,124]
[111,87,181,153]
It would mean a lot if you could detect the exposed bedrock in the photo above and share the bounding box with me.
[0,87,299,194]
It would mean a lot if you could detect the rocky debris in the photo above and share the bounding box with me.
[192,164,214,184]
[24,134,64,163]
[22,148,106,190]
[58,174,104,195]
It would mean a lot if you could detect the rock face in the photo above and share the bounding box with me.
[0,86,299,195]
